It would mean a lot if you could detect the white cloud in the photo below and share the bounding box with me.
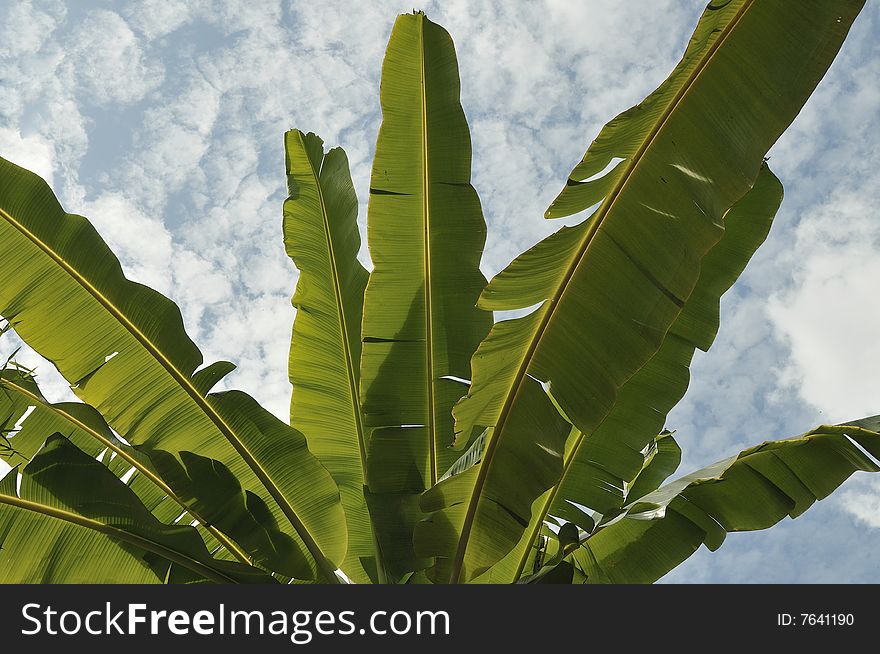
[121,0,195,41]
[0,3,83,195]
[171,249,235,334]
[64,10,164,107]
[768,188,880,422]
[0,127,55,186]
[841,478,880,529]
[0,0,66,59]
[116,72,222,213]
[78,191,175,295]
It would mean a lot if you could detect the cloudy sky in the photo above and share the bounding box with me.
[1,0,879,583]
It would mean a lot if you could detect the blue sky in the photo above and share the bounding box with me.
[1,0,880,583]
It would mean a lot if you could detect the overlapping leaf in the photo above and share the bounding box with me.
[476,163,783,583]
[0,341,319,577]
[0,1,869,586]
[473,429,679,584]
[572,418,880,583]
[420,0,862,582]
[1,366,174,519]
[0,435,273,583]
[0,156,345,580]
[626,431,683,503]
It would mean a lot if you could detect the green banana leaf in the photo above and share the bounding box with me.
[359,11,492,577]
[1,366,176,518]
[0,359,315,574]
[419,0,863,582]
[572,418,880,583]
[518,522,581,585]
[479,163,783,583]
[471,429,678,584]
[0,155,345,581]
[553,165,781,518]
[0,434,273,583]
[626,430,683,503]
[283,129,377,583]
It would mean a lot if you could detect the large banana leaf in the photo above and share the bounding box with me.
[571,418,880,583]
[476,163,782,583]
[0,434,273,583]
[419,0,863,582]
[0,365,317,572]
[283,129,377,583]
[1,366,181,520]
[0,156,345,581]
[553,165,782,516]
[359,11,492,577]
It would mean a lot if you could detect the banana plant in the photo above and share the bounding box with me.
[0,0,875,584]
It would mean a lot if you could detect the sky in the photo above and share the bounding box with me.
[1,0,879,583]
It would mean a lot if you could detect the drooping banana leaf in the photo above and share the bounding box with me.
[0,434,274,583]
[1,366,175,518]
[0,370,248,566]
[0,156,345,581]
[359,11,492,577]
[0,353,316,575]
[571,418,880,583]
[477,163,782,583]
[420,1,863,582]
[283,129,377,583]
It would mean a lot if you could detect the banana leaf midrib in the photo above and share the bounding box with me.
[0,374,252,565]
[0,205,338,581]
[0,489,237,583]
[417,12,439,486]
[449,0,753,583]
